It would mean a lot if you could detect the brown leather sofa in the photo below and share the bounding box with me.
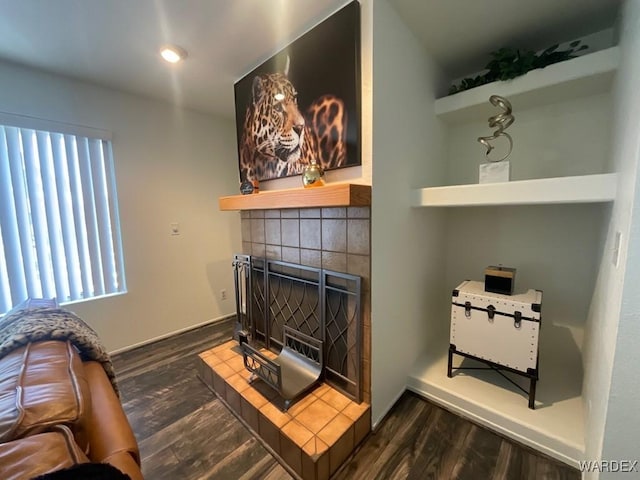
[0,340,143,480]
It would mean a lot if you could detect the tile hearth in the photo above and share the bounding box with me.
[198,340,370,480]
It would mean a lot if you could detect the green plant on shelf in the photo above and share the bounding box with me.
[448,41,589,95]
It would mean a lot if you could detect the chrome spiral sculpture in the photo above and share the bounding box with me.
[477,95,515,162]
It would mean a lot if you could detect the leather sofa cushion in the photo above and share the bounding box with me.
[0,425,89,480]
[83,361,141,469]
[0,341,91,449]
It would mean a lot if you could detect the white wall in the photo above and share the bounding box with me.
[598,0,640,475]
[369,0,446,426]
[582,0,640,474]
[445,94,613,185]
[0,61,241,352]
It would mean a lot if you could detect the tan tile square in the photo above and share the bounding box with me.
[346,254,370,286]
[281,420,314,448]
[300,219,321,249]
[197,360,212,388]
[322,207,346,218]
[259,348,278,360]
[225,384,241,414]
[294,399,339,434]
[302,436,329,458]
[347,206,370,219]
[264,218,282,245]
[317,413,353,446]
[354,409,371,446]
[287,392,319,417]
[198,350,212,361]
[258,414,281,455]
[247,380,279,400]
[322,251,347,272]
[300,208,321,218]
[321,219,346,252]
[212,361,235,379]
[259,401,292,429]
[212,370,226,395]
[282,246,300,264]
[303,448,330,480]
[310,383,332,398]
[361,359,371,401]
[241,218,252,242]
[281,219,300,247]
[200,355,214,369]
[267,396,289,412]
[347,219,370,255]
[226,355,245,372]
[342,402,370,422]
[251,218,265,243]
[212,340,236,354]
[280,431,303,477]
[203,353,224,367]
[321,388,351,412]
[300,249,322,268]
[329,425,355,475]
[240,397,260,432]
[265,244,282,260]
[241,386,270,409]
[226,373,251,393]
[362,324,371,367]
[252,242,266,257]
[216,346,239,361]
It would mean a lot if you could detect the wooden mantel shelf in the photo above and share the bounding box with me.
[219,183,371,211]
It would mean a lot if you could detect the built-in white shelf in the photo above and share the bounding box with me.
[411,173,617,207]
[435,47,619,124]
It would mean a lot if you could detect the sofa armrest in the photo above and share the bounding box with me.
[102,450,144,480]
[83,361,142,477]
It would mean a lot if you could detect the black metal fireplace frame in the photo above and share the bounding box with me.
[233,254,363,403]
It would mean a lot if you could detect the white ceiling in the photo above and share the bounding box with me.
[0,0,624,119]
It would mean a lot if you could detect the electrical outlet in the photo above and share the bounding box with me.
[220,289,227,301]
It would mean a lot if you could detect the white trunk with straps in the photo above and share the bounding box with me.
[450,280,542,373]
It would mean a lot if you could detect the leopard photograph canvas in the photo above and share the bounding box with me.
[234,1,360,183]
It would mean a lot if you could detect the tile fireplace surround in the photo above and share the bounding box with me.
[240,206,371,405]
[198,342,370,480]
[200,205,371,479]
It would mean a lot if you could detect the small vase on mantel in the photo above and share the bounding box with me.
[302,160,325,188]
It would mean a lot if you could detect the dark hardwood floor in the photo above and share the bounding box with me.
[111,320,579,480]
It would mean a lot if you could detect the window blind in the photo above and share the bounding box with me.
[0,119,126,314]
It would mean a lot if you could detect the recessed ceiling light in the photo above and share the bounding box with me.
[160,45,188,63]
